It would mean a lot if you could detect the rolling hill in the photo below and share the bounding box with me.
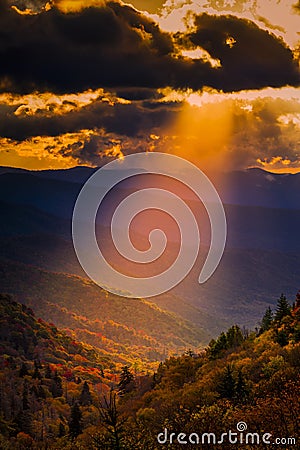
[1,165,299,362]
[0,259,209,367]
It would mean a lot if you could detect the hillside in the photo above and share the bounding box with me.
[1,229,299,329]
[0,293,113,379]
[109,292,300,449]
[0,260,208,367]
[0,292,299,449]
[0,294,118,448]
[1,165,300,367]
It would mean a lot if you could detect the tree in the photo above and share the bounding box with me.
[235,370,248,403]
[45,364,52,379]
[208,332,227,359]
[260,306,273,333]
[217,365,236,399]
[276,329,288,347]
[58,421,66,438]
[226,325,244,348]
[32,365,41,380]
[79,381,92,406]
[95,389,126,450]
[19,363,28,378]
[22,382,29,411]
[14,410,32,436]
[293,291,300,312]
[68,402,82,440]
[118,366,135,394]
[51,371,63,398]
[275,294,291,323]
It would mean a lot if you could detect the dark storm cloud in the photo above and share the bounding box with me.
[0,1,299,94]
[187,13,300,91]
[0,0,196,93]
[112,88,164,101]
[57,132,148,166]
[0,97,181,140]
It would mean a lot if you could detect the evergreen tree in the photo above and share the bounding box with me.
[22,382,29,411]
[14,410,32,436]
[45,364,52,379]
[217,365,236,399]
[275,294,291,323]
[118,366,135,394]
[51,371,63,398]
[68,402,82,440]
[294,291,300,310]
[37,383,46,399]
[217,332,228,351]
[19,363,28,378]
[79,381,92,406]
[96,390,125,450]
[58,422,66,438]
[226,325,244,348]
[235,370,248,402]
[32,361,41,379]
[276,329,288,347]
[260,306,273,333]
[208,332,227,359]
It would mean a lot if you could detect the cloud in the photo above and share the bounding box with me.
[186,13,300,91]
[7,0,48,12]
[226,97,300,170]
[156,0,300,48]
[2,92,300,170]
[0,1,298,95]
[0,94,181,141]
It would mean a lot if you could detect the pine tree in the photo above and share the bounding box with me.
[14,410,32,436]
[226,325,244,348]
[260,306,273,333]
[276,329,288,347]
[58,422,66,438]
[79,381,92,406]
[96,390,125,450]
[235,370,248,402]
[51,371,63,398]
[32,360,42,379]
[275,294,291,323]
[45,364,52,379]
[294,291,300,310]
[68,402,82,440]
[22,382,29,411]
[37,383,46,399]
[19,363,28,378]
[217,365,236,399]
[208,332,228,359]
[118,366,135,394]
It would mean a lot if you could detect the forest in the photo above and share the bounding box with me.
[0,291,299,449]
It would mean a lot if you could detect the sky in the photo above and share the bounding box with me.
[0,0,299,172]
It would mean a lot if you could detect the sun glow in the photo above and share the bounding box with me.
[181,48,221,68]
[159,86,300,108]
[161,100,233,172]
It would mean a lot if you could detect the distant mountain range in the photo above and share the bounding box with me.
[1,165,300,209]
[1,165,299,360]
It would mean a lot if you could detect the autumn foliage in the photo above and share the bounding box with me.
[0,292,299,449]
